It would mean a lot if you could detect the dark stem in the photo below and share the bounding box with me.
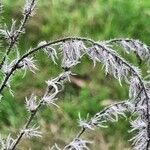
[0,37,94,95]
[0,36,148,148]
[11,102,42,150]
[0,36,149,148]
[76,128,86,138]
[0,0,36,70]
[0,36,148,102]
[11,71,69,149]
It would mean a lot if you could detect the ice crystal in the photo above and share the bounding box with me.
[60,40,86,69]
[22,125,42,138]
[38,41,58,64]
[0,134,15,150]
[18,56,38,73]
[64,138,91,150]
[25,94,38,112]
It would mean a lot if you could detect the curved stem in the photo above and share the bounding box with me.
[0,36,148,99]
[0,36,149,148]
[0,37,94,94]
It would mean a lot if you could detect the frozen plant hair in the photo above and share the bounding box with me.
[0,0,150,150]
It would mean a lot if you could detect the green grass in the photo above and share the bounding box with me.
[0,0,150,149]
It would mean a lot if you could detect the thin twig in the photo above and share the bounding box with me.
[0,0,36,69]
[11,71,70,149]
[11,101,42,150]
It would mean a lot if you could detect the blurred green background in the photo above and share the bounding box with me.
[0,0,150,149]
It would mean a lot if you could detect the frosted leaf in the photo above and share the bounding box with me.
[23,0,36,16]
[129,76,141,99]
[39,41,58,64]
[106,38,150,61]
[49,71,72,87]
[86,44,131,86]
[1,59,16,75]
[0,19,17,44]
[42,96,59,108]
[18,57,38,74]
[25,94,38,112]
[130,117,147,132]
[64,138,91,150]
[0,134,15,150]
[129,117,148,150]
[42,71,71,107]
[23,125,42,138]
[42,81,59,107]
[78,101,130,132]
[46,79,59,94]
[78,113,95,130]
[60,40,85,69]
[85,45,102,67]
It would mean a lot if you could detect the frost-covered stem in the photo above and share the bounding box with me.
[107,38,142,44]
[59,100,132,150]
[77,101,131,139]
[106,38,150,63]
[146,104,150,149]
[0,37,93,95]
[106,38,150,52]
[11,71,69,149]
[0,37,149,108]
[0,37,148,103]
[11,101,42,150]
[0,37,145,94]
[106,38,150,50]
[0,0,36,70]
[133,78,150,149]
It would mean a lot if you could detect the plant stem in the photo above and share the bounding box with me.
[11,71,69,149]
[0,0,36,70]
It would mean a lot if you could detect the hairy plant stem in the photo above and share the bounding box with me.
[11,101,42,150]
[0,37,94,94]
[0,36,149,149]
[0,0,36,70]
[75,100,129,139]
[11,71,69,149]
[73,92,150,146]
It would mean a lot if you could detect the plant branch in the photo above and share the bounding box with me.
[0,37,94,95]
[0,0,36,70]
[0,36,149,148]
[11,71,70,149]
[0,36,148,102]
